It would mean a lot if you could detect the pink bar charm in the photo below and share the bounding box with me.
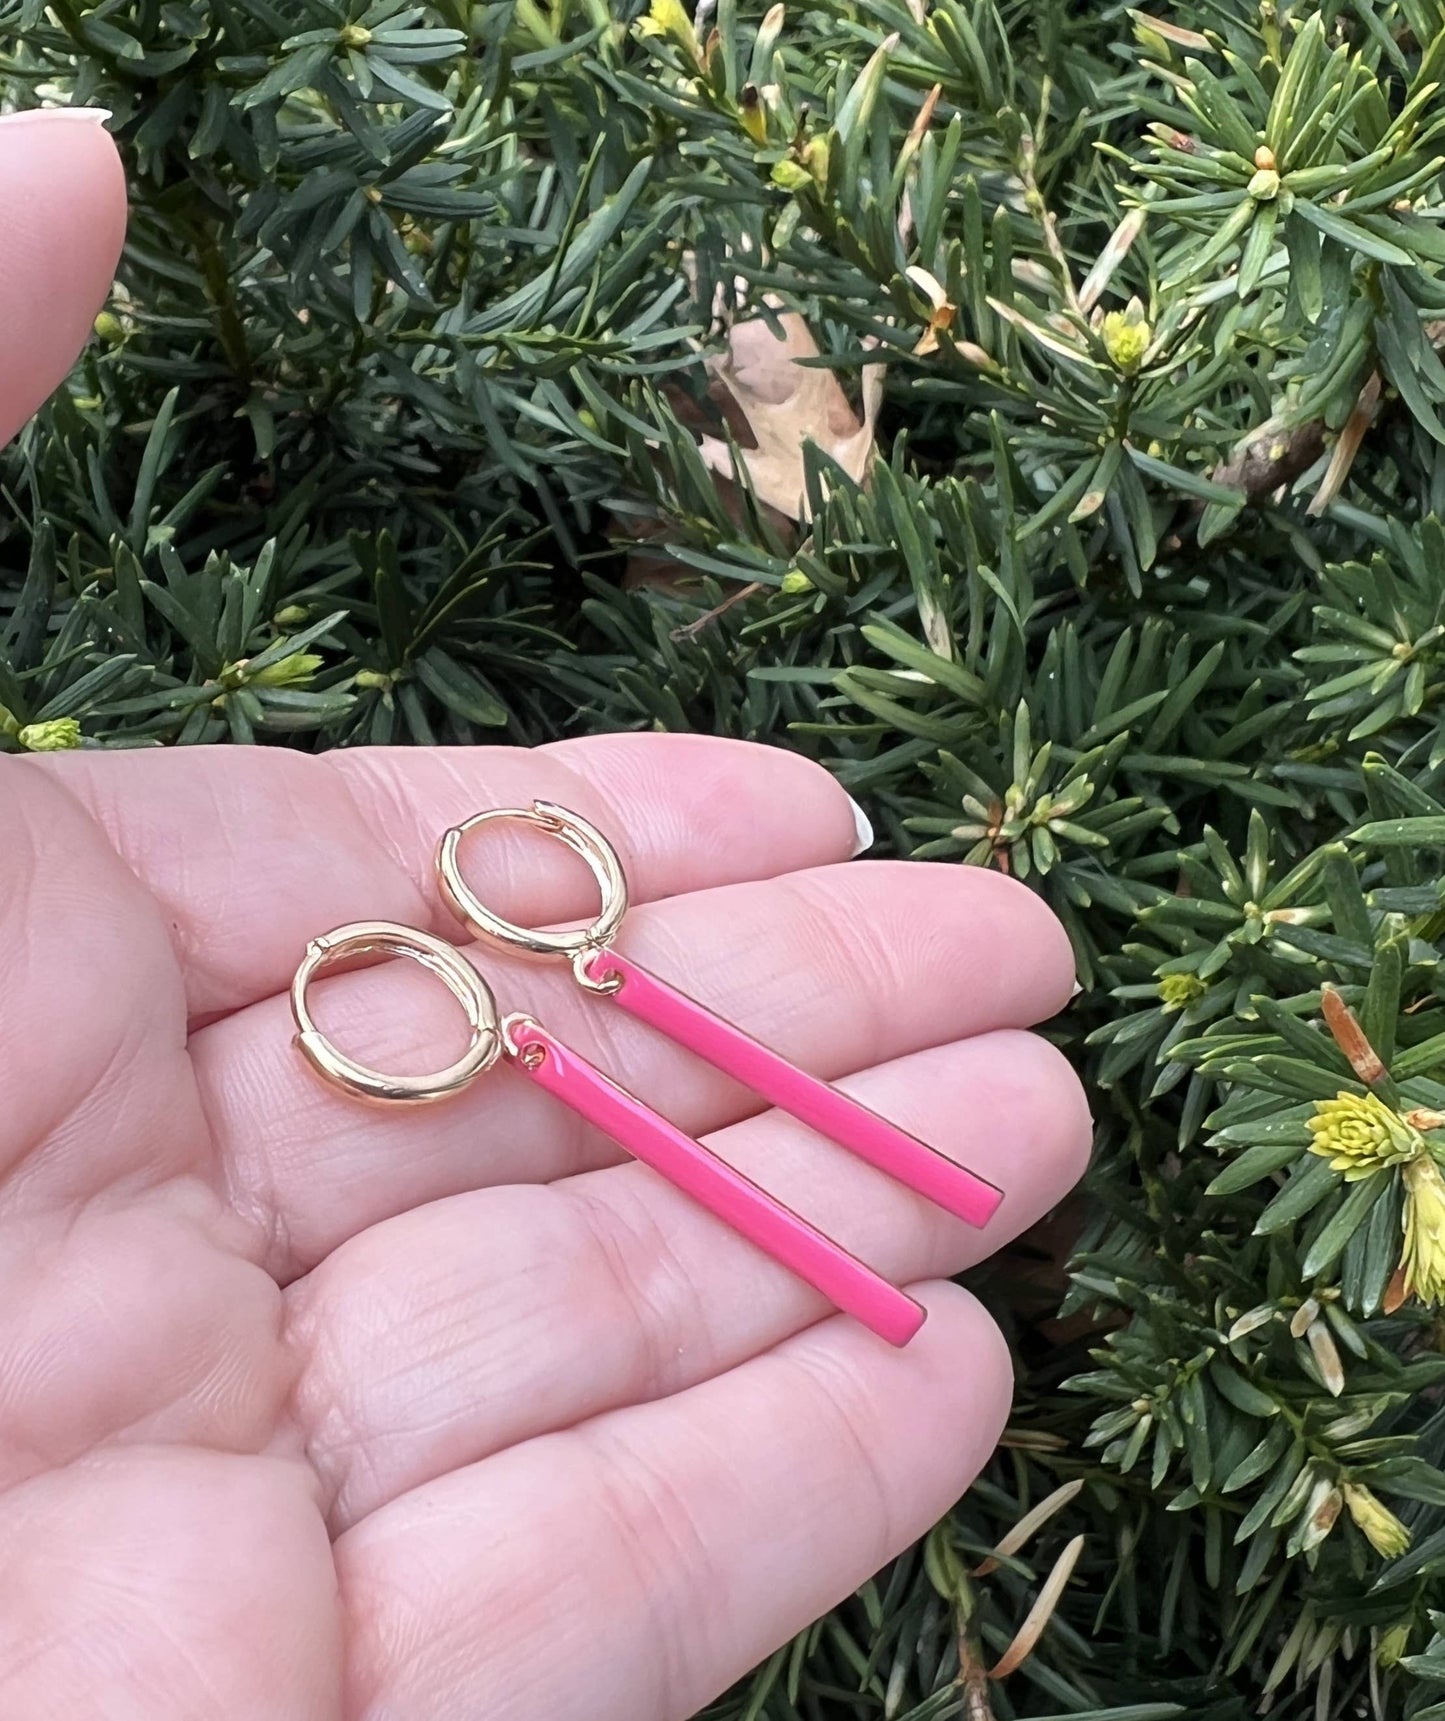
[582,950,1004,1229]
[508,1018,927,1347]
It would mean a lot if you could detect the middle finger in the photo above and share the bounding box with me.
[197,860,1074,1277]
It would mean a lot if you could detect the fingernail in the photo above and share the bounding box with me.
[847,795,874,856]
[1070,980,1083,998]
[0,107,112,128]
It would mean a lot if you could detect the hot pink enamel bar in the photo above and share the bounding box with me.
[510,1019,927,1346]
[582,950,1004,1230]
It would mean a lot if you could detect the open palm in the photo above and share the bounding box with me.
[1,114,1089,1720]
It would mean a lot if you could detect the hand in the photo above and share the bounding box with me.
[0,113,1089,1720]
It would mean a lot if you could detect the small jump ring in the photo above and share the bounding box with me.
[501,1010,548,1066]
[436,800,629,961]
[291,921,502,1104]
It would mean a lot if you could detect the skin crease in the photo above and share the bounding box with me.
[0,114,1093,1721]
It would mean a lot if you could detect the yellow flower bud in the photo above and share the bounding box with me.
[770,159,813,192]
[636,0,700,59]
[1403,1154,1445,1305]
[1131,18,1169,59]
[1342,1483,1411,1558]
[93,310,125,345]
[355,669,393,691]
[780,569,813,594]
[339,23,371,47]
[17,718,83,752]
[273,604,309,629]
[1307,1091,1423,1181]
[1157,972,1206,1011]
[1101,300,1152,373]
[739,83,768,146]
[801,135,830,189]
[251,651,323,689]
[1247,167,1281,201]
[1376,1622,1411,1666]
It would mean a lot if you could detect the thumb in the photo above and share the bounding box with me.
[0,107,127,446]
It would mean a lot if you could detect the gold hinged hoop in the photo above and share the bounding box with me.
[436,801,629,962]
[291,921,502,1104]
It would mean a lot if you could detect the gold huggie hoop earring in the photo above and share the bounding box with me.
[291,922,503,1104]
[433,800,1004,1237]
[436,801,629,993]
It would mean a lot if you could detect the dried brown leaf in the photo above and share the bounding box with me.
[988,1534,1085,1678]
[1321,985,1388,1085]
[1307,1318,1346,1397]
[1308,374,1382,517]
[974,1479,1085,1577]
[697,312,883,520]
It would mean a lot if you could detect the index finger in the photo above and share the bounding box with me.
[31,734,868,1020]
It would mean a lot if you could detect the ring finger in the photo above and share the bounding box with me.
[284,1028,1089,1531]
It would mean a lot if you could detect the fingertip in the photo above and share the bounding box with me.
[708,737,863,865]
[890,1030,1090,1252]
[846,793,875,856]
[0,108,128,444]
[799,1278,1013,1430]
[905,1280,1015,1455]
[997,1029,1094,1203]
[547,732,864,878]
[960,863,1080,1020]
[792,1279,1015,1500]
[909,1277,1013,1356]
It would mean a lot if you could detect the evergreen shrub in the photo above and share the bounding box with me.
[7,0,1445,1712]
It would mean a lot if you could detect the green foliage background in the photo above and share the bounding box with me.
[11,0,1445,1712]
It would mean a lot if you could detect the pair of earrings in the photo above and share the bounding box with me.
[290,802,1001,1346]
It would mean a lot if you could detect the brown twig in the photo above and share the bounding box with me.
[1216,318,1445,509]
[956,1635,996,1721]
[669,580,763,640]
[1211,419,1327,501]
[1018,126,1083,322]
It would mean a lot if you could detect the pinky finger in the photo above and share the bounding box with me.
[337,1281,1012,1721]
